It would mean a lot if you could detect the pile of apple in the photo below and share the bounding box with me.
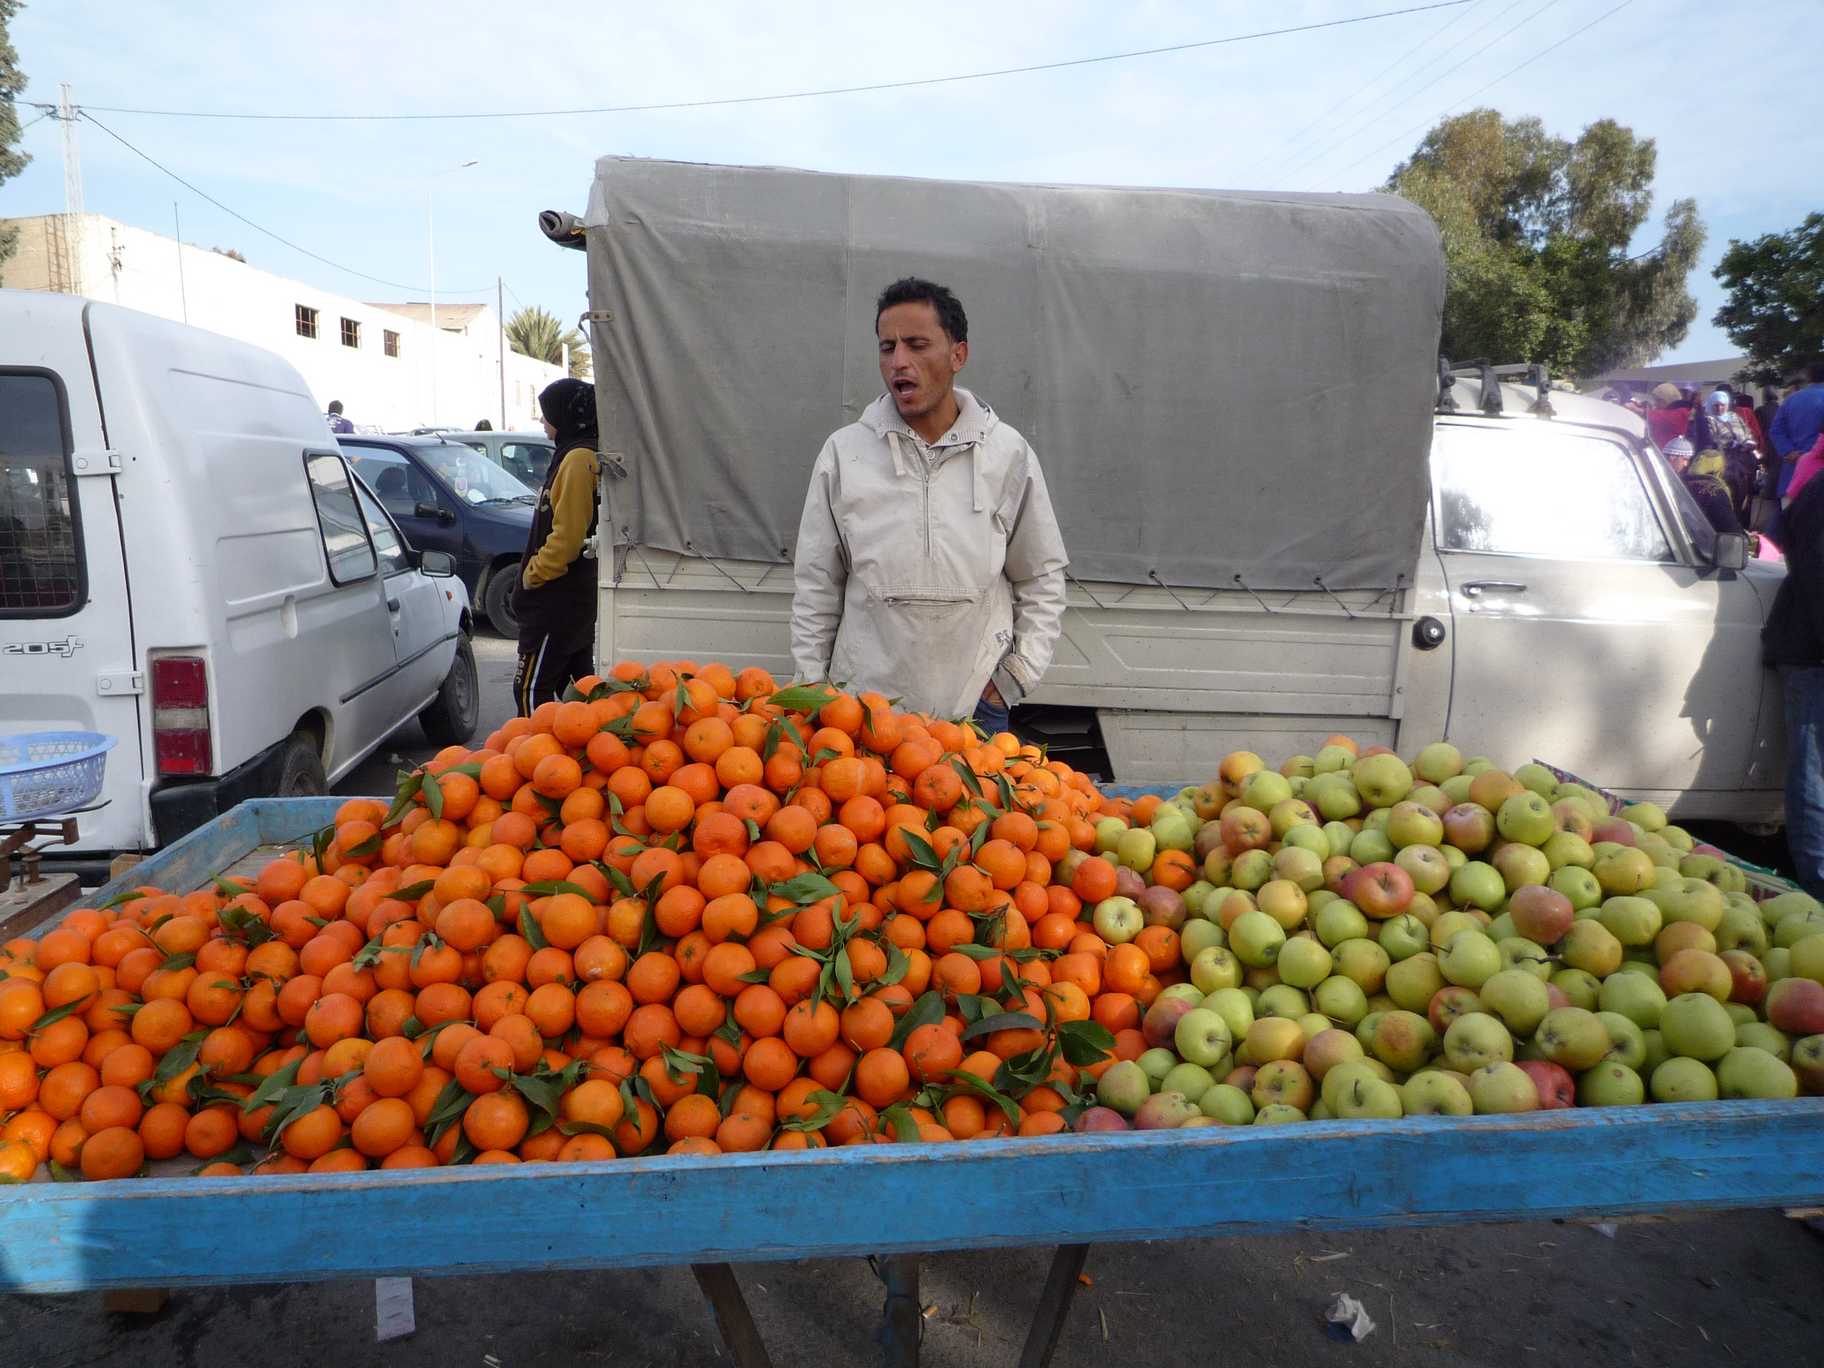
[1075,741,1824,1131]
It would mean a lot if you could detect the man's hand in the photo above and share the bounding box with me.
[982,681,1005,707]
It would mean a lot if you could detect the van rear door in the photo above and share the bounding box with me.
[0,298,145,849]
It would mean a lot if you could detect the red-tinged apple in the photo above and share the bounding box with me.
[1344,862,1414,920]
[1767,977,1824,1036]
[1251,1059,1315,1113]
[1655,922,1717,962]
[1516,1059,1576,1109]
[1658,947,1733,1002]
[1218,750,1265,799]
[1467,771,1525,812]
[1427,985,1483,1034]
[1791,1035,1824,1094]
[1509,885,1575,945]
[1394,844,1451,895]
[1323,855,1359,894]
[1142,995,1197,1050]
[1137,885,1187,930]
[1113,865,1147,900]
[1223,1064,1259,1093]
[1441,803,1496,854]
[1550,800,1595,841]
[1219,805,1272,854]
[1302,1028,1365,1080]
[1591,817,1638,846]
[1132,1091,1200,1130]
[1720,949,1768,1007]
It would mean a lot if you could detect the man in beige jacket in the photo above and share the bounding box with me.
[790,278,1068,730]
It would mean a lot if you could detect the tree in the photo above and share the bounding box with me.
[1386,110,1704,377]
[0,2,29,267]
[1712,215,1824,386]
[505,305,591,380]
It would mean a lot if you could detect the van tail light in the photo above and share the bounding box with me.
[151,655,212,776]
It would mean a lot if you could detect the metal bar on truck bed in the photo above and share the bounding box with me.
[2,1100,1820,1295]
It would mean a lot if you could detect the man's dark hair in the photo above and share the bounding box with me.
[327,400,344,414]
[1809,360,1824,385]
[876,277,967,344]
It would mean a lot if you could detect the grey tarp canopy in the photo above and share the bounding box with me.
[582,157,1444,592]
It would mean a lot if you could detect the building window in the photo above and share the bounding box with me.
[383,329,400,358]
[295,305,318,339]
[340,317,360,349]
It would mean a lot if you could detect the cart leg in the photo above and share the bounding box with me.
[1016,1244,1090,1368]
[876,1253,922,1367]
[690,1263,773,1368]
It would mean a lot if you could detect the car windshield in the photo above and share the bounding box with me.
[417,442,535,505]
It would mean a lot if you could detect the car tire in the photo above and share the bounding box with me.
[483,562,521,637]
[276,732,328,796]
[420,636,481,746]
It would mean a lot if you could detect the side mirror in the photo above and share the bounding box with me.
[418,549,456,577]
[415,501,454,524]
[1713,531,1749,572]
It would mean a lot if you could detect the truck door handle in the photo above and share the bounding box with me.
[387,597,401,612]
[1462,580,1527,597]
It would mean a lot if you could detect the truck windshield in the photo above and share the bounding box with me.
[418,442,535,505]
[0,372,82,617]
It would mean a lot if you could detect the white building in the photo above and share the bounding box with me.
[0,212,565,431]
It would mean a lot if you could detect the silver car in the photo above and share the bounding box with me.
[444,430,555,489]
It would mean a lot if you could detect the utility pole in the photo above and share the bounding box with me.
[498,276,507,429]
[58,84,83,217]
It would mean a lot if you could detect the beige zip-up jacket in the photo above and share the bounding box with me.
[790,388,1069,717]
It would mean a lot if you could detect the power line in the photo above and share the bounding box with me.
[1283,0,1560,187]
[1312,0,1635,186]
[76,109,494,296]
[73,3,1475,122]
[1238,0,1489,180]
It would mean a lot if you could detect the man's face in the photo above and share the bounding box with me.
[878,301,967,426]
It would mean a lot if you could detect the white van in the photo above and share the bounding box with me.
[0,291,479,857]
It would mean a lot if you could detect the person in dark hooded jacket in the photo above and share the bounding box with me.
[513,378,601,714]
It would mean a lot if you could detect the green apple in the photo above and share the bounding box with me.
[1256,984,1310,1020]
[1370,1009,1436,1071]
[1440,774,1476,805]
[1096,1059,1151,1114]
[1313,899,1369,948]
[1092,896,1143,945]
[1542,831,1595,871]
[1598,896,1663,947]
[1596,1011,1647,1070]
[1443,1012,1513,1072]
[1349,829,1395,866]
[1535,1007,1611,1071]
[1282,824,1330,861]
[1241,769,1294,813]
[1760,889,1823,929]
[1115,827,1157,873]
[1180,919,1226,964]
[1496,791,1557,847]
[1353,754,1414,808]
[1307,772,1362,821]
[1268,799,1321,841]
[1409,784,1453,816]
[1094,817,1128,853]
[1276,937,1333,990]
[1401,1069,1473,1115]
[1649,1055,1717,1102]
[1230,849,1274,892]
[1439,929,1502,989]
[1332,1074,1404,1119]
[1512,762,1558,798]
[1189,945,1244,995]
[1394,844,1451,895]
[1450,861,1506,913]
[1172,1009,1234,1069]
[1651,877,1726,932]
[1201,988,1255,1044]
[1713,904,1769,957]
[1331,938,1390,994]
[1199,1083,1256,1124]
[1479,968,1551,1037]
[1792,932,1824,983]
[1660,993,1736,1062]
[1496,937,1551,980]
[1272,846,1325,894]
[1251,1102,1307,1126]
[1549,865,1604,911]
[1560,920,1623,977]
[1577,1062,1644,1106]
[1160,1060,1217,1102]
[1598,972,1666,1029]
[1640,1027,1670,1078]
[1413,742,1464,785]
[1313,975,1370,1028]
[1724,1002,1757,1026]
[1137,1047,1178,1087]
[1619,801,1667,832]
[1385,952,1446,1013]
[1735,1022,1791,1060]
[1593,846,1655,896]
[1229,910,1286,969]
[1386,801,1445,849]
[1715,1045,1798,1099]
[1377,914,1430,962]
[1468,1061,1538,1113]
[1550,966,1602,1011]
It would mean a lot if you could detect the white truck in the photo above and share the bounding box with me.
[0,292,480,859]
[551,159,1784,824]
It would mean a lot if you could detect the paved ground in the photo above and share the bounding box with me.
[17,628,1817,1365]
[7,1212,1821,1366]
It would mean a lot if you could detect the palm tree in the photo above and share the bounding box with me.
[505,305,592,379]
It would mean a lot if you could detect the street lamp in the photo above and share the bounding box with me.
[427,159,479,426]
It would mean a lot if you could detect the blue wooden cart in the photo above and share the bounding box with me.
[3,799,1822,1368]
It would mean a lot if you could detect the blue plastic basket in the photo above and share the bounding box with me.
[0,732,119,822]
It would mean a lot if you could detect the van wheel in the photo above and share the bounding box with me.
[277,733,327,796]
[420,637,481,745]
[483,563,520,637]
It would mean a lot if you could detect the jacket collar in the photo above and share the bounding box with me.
[860,386,997,448]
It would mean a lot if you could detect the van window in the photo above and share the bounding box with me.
[305,454,378,583]
[1432,426,1673,563]
[351,479,411,576]
[0,371,84,618]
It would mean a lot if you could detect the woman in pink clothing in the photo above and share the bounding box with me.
[1785,433,1824,508]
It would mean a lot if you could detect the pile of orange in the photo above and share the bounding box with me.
[0,662,1171,1182]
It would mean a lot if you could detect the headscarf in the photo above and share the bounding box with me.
[1707,389,1732,411]
[1650,382,1682,407]
[538,378,598,456]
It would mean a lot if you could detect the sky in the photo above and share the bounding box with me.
[6,0,1819,368]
